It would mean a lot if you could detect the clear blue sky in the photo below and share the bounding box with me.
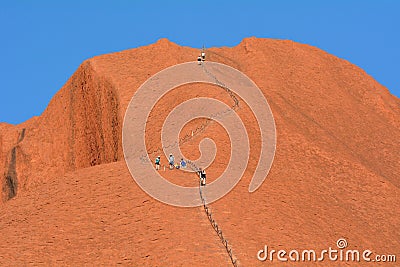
[1,0,399,124]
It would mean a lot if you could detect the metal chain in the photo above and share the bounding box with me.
[142,55,241,266]
[194,60,240,266]
[187,160,239,267]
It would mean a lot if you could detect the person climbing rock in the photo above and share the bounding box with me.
[199,168,206,186]
[169,154,175,170]
[201,50,206,61]
[155,156,161,170]
[180,158,187,169]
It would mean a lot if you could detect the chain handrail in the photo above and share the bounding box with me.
[142,55,241,266]
[188,160,239,267]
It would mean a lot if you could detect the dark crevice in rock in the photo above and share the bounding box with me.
[17,128,26,143]
[4,147,17,200]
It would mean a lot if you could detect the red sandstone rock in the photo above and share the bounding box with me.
[0,38,399,265]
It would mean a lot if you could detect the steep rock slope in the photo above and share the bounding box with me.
[0,38,399,265]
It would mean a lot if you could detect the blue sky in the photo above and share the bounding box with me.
[1,0,399,124]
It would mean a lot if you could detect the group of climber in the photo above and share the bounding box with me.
[197,49,206,65]
[154,154,206,186]
[154,154,187,170]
